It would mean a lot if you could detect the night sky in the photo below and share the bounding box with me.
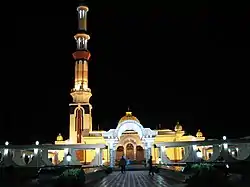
[2,1,249,144]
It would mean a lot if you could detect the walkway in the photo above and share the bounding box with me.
[90,170,185,187]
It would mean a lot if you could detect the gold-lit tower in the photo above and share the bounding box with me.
[69,1,92,144]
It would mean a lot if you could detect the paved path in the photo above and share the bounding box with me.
[89,171,185,187]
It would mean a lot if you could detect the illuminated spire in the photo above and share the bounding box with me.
[70,1,92,103]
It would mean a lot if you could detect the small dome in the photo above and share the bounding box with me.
[196,129,203,137]
[118,111,140,124]
[56,133,63,141]
[174,121,183,131]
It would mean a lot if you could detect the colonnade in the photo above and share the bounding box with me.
[0,142,105,167]
[1,138,250,168]
[155,139,250,164]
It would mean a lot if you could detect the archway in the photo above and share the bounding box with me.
[136,146,144,161]
[116,121,144,139]
[116,146,124,160]
[126,143,134,160]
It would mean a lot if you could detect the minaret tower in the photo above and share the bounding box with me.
[69,1,92,144]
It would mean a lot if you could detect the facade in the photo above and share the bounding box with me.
[53,3,206,165]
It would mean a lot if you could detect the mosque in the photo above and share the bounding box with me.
[51,2,207,165]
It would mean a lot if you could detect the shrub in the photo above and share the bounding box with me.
[154,166,160,173]
[56,168,85,187]
[186,164,230,187]
[104,167,113,174]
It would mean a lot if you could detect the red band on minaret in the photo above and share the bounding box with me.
[73,51,91,60]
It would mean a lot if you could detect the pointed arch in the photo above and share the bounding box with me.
[75,107,84,143]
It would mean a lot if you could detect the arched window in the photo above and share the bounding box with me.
[75,108,83,143]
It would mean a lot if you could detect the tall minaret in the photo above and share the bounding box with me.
[69,1,92,143]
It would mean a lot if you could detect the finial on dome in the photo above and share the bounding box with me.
[174,120,182,131]
[126,106,132,116]
[196,129,203,137]
[57,133,63,141]
[125,106,132,116]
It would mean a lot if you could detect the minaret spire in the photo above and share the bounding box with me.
[69,1,93,144]
[71,0,92,103]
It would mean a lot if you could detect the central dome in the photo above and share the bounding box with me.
[118,111,140,124]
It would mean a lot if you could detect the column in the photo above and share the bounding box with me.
[134,146,136,160]
[100,148,103,165]
[109,148,115,167]
[220,143,231,162]
[144,146,151,161]
[2,148,14,167]
[108,142,117,168]
[144,143,149,161]
[95,148,102,166]
[147,147,152,161]
[160,146,165,164]
[144,148,147,160]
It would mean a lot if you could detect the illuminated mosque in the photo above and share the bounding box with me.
[52,3,208,165]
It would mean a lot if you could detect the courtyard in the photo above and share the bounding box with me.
[87,170,184,187]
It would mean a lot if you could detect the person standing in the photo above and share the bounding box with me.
[148,156,154,176]
[119,156,126,174]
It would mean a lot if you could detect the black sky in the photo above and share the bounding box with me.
[2,1,250,144]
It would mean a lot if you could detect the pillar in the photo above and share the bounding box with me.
[144,141,153,162]
[100,148,103,165]
[2,149,15,167]
[108,143,116,167]
[134,146,136,160]
[95,148,102,166]
[159,146,162,164]
[144,148,147,160]
[109,149,115,167]
[144,147,151,161]
[147,147,152,160]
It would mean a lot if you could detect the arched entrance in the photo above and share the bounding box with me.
[116,146,124,160]
[136,146,144,161]
[126,143,134,160]
[103,112,157,167]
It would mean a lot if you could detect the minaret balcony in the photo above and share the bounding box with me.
[71,87,91,93]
